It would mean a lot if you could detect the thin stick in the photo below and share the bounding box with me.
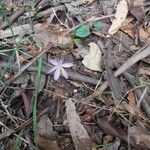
[1,7,25,29]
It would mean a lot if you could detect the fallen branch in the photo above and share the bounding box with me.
[97,40,150,94]
[97,118,150,149]
[0,107,48,141]
[0,62,100,85]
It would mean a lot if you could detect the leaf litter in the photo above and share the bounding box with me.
[0,0,150,150]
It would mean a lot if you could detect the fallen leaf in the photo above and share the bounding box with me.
[6,141,15,150]
[127,91,137,106]
[92,21,103,30]
[37,114,57,139]
[19,47,39,64]
[80,105,96,122]
[75,25,90,38]
[82,42,102,71]
[108,0,128,35]
[139,27,150,42]
[123,102,136,115]
[21,89,32,118]
[65,98,93,150]
[121,17,135,38]
[133,0,144,6]
[129,126,150,148]
[34,24,73,48]
[36,136,60,150]
[82,0,94,5]
[130,6,144,21]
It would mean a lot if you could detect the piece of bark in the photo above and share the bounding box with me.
[65,98,93,150]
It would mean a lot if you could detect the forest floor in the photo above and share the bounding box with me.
[0,0,150,150]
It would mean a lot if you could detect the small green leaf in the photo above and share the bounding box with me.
[75,25,90,38]
[93,21,103,30]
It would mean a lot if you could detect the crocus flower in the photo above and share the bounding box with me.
[47,58,74,80]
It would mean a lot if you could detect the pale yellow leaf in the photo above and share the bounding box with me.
[108,0,128,36]
[82,42,102,71]
[82,0,94,4]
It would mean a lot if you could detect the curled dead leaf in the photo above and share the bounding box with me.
[82,42,102,71]
[108,0,128,36]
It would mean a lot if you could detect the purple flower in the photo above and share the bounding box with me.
[47,58,74,80]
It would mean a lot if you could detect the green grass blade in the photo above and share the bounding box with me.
[32,41,43,142]
[15,129,24,150]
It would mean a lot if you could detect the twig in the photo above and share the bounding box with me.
[0,62,100,85]
[97,118,149,149]
[114,41,150,77]
[36,5,65,19]
[64,14,115,35]
[0,107,48,141]
[1,7,26,29]
[0,98,18,126]
[0,43,53,93]
[97,40,150,94]
[0,122,31,145]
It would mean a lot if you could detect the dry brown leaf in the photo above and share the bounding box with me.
[19,47,39,64]
[108,0,128,36]
[129,126,150,148]
[37,114,58,139]
[36,136,60,150]
[121,17,135,37]
[139,27,150,41]
[82,42,102,71]
[127,91,137,106]
[65,98,93,150]
[80,106,96,122]
[21,90,32,119]
[6,141,15,150]
[48,25,73,48]
[123,102,136,115]
[130,6,144,21]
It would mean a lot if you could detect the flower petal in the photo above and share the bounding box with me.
[62,62,74,68]
[49,59,58,65]
[57,58,64,65]
[54,68,61,80]
[47,66,57,74]
[61,68,68,79]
